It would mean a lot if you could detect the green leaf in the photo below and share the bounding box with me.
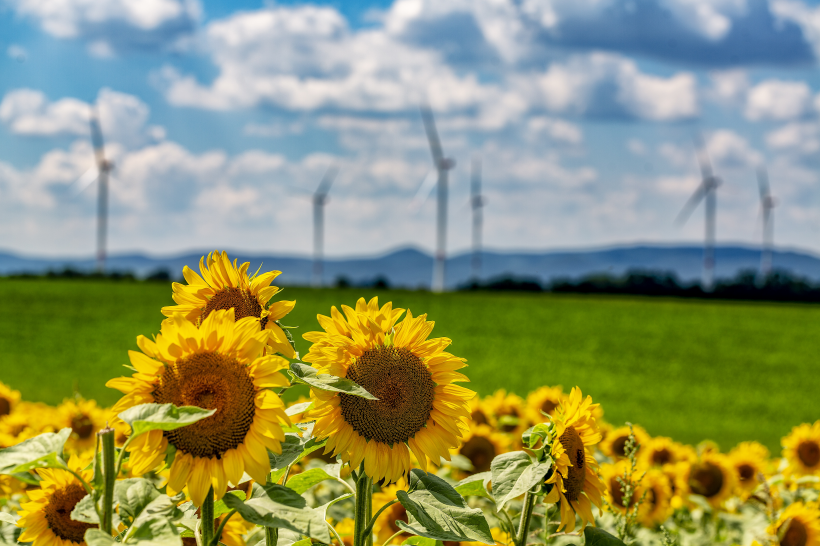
[0,513,19,525]
[0,429,71,475]
[583,527,627,546]
[454,472,492,500]
[119,404,216,437]
[123,492,185,544]
[116,479,161,526]
[490,451,533,508]
[288,363,378,400]
[223,483,331,543]
[71,494,100,524]
[269,434,325,471]
[396,470,493,544]
[290,539,312,546]
[494,456,552,510]
[84,529,118,546]
[285,467,334,494]
[285,401,312,417]
[213,491,245,518]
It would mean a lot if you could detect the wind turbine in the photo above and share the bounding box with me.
[470,156,484,281]
[676,139,721,291]
[756,166,776,284]
[312,167,338,288]
[419,103,455,293]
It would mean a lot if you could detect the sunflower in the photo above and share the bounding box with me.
[600,425,650,461]
[455,424,512,474]
[106,309,291,506]
[468,396,491,427]
[333,518,356,546]
[303,297,475,484]
[768,501,820,546]
[525,385,566,425]
[639,436,694,469]
[728,441,770,498]
[57,398,107,452]
[783,421,820,477]
[483,390,528,438]
[600,462,672,527]
[0,382,21,417]
[16,456,97,546]
[544,387,605,532]
[684,452,737,508]
[161,250,296,358]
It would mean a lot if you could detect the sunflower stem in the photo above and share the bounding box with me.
[515,489,536,546]
[98,427,117,536]
[210,509,237,546]
[353,466,373,546]
[265,526,279,546]
[361,499,398,539]
[202,487,215,546]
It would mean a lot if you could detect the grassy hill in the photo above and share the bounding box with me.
[1,278,817,452]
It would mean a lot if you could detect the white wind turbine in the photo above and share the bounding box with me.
[756,166,777,283]
[312,167,338,288]
[419,103,455,293]
[470,156,484,281]
[676,138,721,291]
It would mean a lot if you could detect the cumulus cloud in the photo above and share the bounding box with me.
[745,79,814,120]
[0,88,163,148]
[8,0,201,54]
[706,129,762,169]
[766,121,820,155]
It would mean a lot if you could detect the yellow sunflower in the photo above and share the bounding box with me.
[768,501,820,546]
[544,387,606,532]
[483,390,528,439]
[468,396,491,427]
[333,518,355,546]
[57,398,107,452]
[0,382,21,417]
[639,436,694,469]
[600,425,650,461]
[455,424,512,474]
[783,421,820,477]
[600,462,672,528]
[372,482,411,544]
[303,297,475,484]
[16,456,97,546]
[685,452,737,509]
[525,385,566,425]
[106,309,291,506]
[728,441,771,498]
[161,250,296,358]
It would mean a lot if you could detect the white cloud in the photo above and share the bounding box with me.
[707,129,762,169]
[707,69,749,104]
[766,122,820,155]
[525,117,583,145]
[8,0,201,53]
[0,88,162,148]
[6,44,27,62]
[745,79,813,121]
[627,139,646,155]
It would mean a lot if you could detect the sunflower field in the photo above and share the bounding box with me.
[1,251,819,546]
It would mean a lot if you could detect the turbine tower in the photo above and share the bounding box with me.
[676,139,721,291]
[756,166,777,283]
[89,108,113,273]
[420,103,455,293]
[312,167,338,288]
[470,157,484,281]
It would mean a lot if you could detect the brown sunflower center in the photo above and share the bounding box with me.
[71,414,94,440]
[652,448,672,466]
[339,346,435,445]
[471,409,488,425]
[540,399,558,415]
[609,477,632,508]
[689,462,724,498]
[797,441,820,468]
[43,483,96,543]
[201,287,263,325]
[499,408,520,433]
[559,426,586,502]
[737,463,755,482]
[611,436,629,458]
[153,351,256,458]
[781,517,808,546]
[386,502,408,534]
[0,397,10,417]
[460,435,496,473]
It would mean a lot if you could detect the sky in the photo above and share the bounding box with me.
[1,0,820,259]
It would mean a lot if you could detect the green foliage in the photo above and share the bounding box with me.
[288,362,378,399]
[0,428,71,474]
[118,404,216,437]
[584,527,628,546]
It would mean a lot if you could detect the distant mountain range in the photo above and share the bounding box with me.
[2,245,820,289]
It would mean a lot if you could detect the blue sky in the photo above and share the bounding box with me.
[2,0,820,258]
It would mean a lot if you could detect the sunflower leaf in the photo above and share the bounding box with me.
[0,428,71,475]
[285,467,335,494]
[214,491,245,518]
[401,538,442,546]
[119,404,216,438]
[397,470,493,544]
[116,479,161,526]
[583,527,628,546]
[269,434,325,471]
[288,363,378,400]
[223,483,331,543]
[454,472,493,500]
[492,453,552,510]
[0,513,19,525]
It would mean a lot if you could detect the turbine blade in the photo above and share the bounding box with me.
[675,182,707,225]
[69,166,100,197]
[315,166,339,198]
[756,166,770,202]
[420,103,445,168]
[410,170,437,210]
[693,134,713,182]
[89,108,107,169]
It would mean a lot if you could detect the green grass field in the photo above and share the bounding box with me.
[1,278,817,452]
